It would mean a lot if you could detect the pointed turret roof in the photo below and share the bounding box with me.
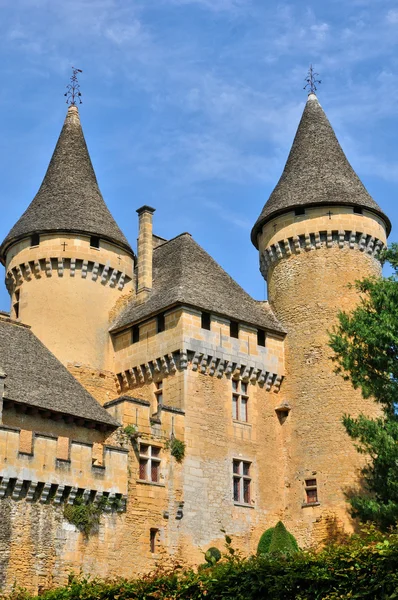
[251,93,390,247]
[0,105,133,259]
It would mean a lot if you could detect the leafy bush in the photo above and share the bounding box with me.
[257,521,299,555]
[204,547,221,565]
[3,527,398,599]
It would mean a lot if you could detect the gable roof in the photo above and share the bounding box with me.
[251,93,391,247]
[0,316,118,428]
[0,105,133,260]
[110,233,285,334]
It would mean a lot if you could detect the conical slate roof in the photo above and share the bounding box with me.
[111,232,285,334]
[251,93,391,247]
[0,105,133,259]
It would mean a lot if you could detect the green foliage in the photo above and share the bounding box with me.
[123,424,139,438]
[204,547,221,565]
[63,496,112,536]
[257,521,299,555]
[329,245,398,414]
[257,526,274,554]
[329,244,398,530]
[167,437,186,462]
[5,528,398,600]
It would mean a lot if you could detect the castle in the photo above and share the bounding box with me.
[0,92,389,593]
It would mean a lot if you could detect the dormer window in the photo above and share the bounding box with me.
[294,207,305,216]
[353,207,363,215]
[90,236,100,249]
[30,233,40,247]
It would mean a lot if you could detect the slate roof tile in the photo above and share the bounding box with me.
[111,233,285,334]
[251,94,390,247]
[0,316,118,427]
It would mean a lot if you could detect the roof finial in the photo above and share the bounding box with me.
[64,67,83,106]
[304,64,321,95]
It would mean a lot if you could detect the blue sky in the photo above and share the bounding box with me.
[1,0,398,311]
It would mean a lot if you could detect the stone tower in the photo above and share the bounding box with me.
[251,93,391,542]
[0,105,135,371]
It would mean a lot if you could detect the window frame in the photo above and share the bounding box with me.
[132,325,140,344]
[150,528,159,553]
[233,459,252,506]
[294,207,305,216]
[257,329,266,347]
[304,478,319,505]
[138,444,161,484]
[230,320,239,339]
[154,381,163,412]
[232,379,249,423]
[30,233,40,247]
[90,235,100,249]
[201,311,211,331]
[13,289,20,320]
[157,313,165,333]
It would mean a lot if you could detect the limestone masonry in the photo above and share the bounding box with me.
[0,94,390,592]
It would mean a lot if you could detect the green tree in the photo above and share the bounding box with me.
[329,244,398,530]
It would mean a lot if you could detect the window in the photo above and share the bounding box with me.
[230,320,239,339]
[30,233,40,247]
[232,380,248,422]
[157,313,165,333]
[13,290,20,319]
[150,528,159,553]
[201,311,211,330]
[233,460,251,505]
[139,445,161,483]
[295,207,305,216]
[154,381,163,412]
[132,325,140,344]
[305,478,318,504]
[257,329,266,347]
[353,207,363,215]
[90,235,100,249]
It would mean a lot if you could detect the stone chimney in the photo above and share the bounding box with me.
[136,206,155,300]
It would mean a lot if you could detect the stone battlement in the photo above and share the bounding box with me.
[115,347,283,395]
[5,257,131,293]
[0,425,128,497]
[260,229,385,280]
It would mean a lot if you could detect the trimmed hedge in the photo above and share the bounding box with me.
[257,521,299,555]
[2,527,398,600]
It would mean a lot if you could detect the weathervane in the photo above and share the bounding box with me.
[64,67,83,106]
[304,64,321,94]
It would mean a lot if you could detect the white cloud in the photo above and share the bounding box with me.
[386,9,398,24]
